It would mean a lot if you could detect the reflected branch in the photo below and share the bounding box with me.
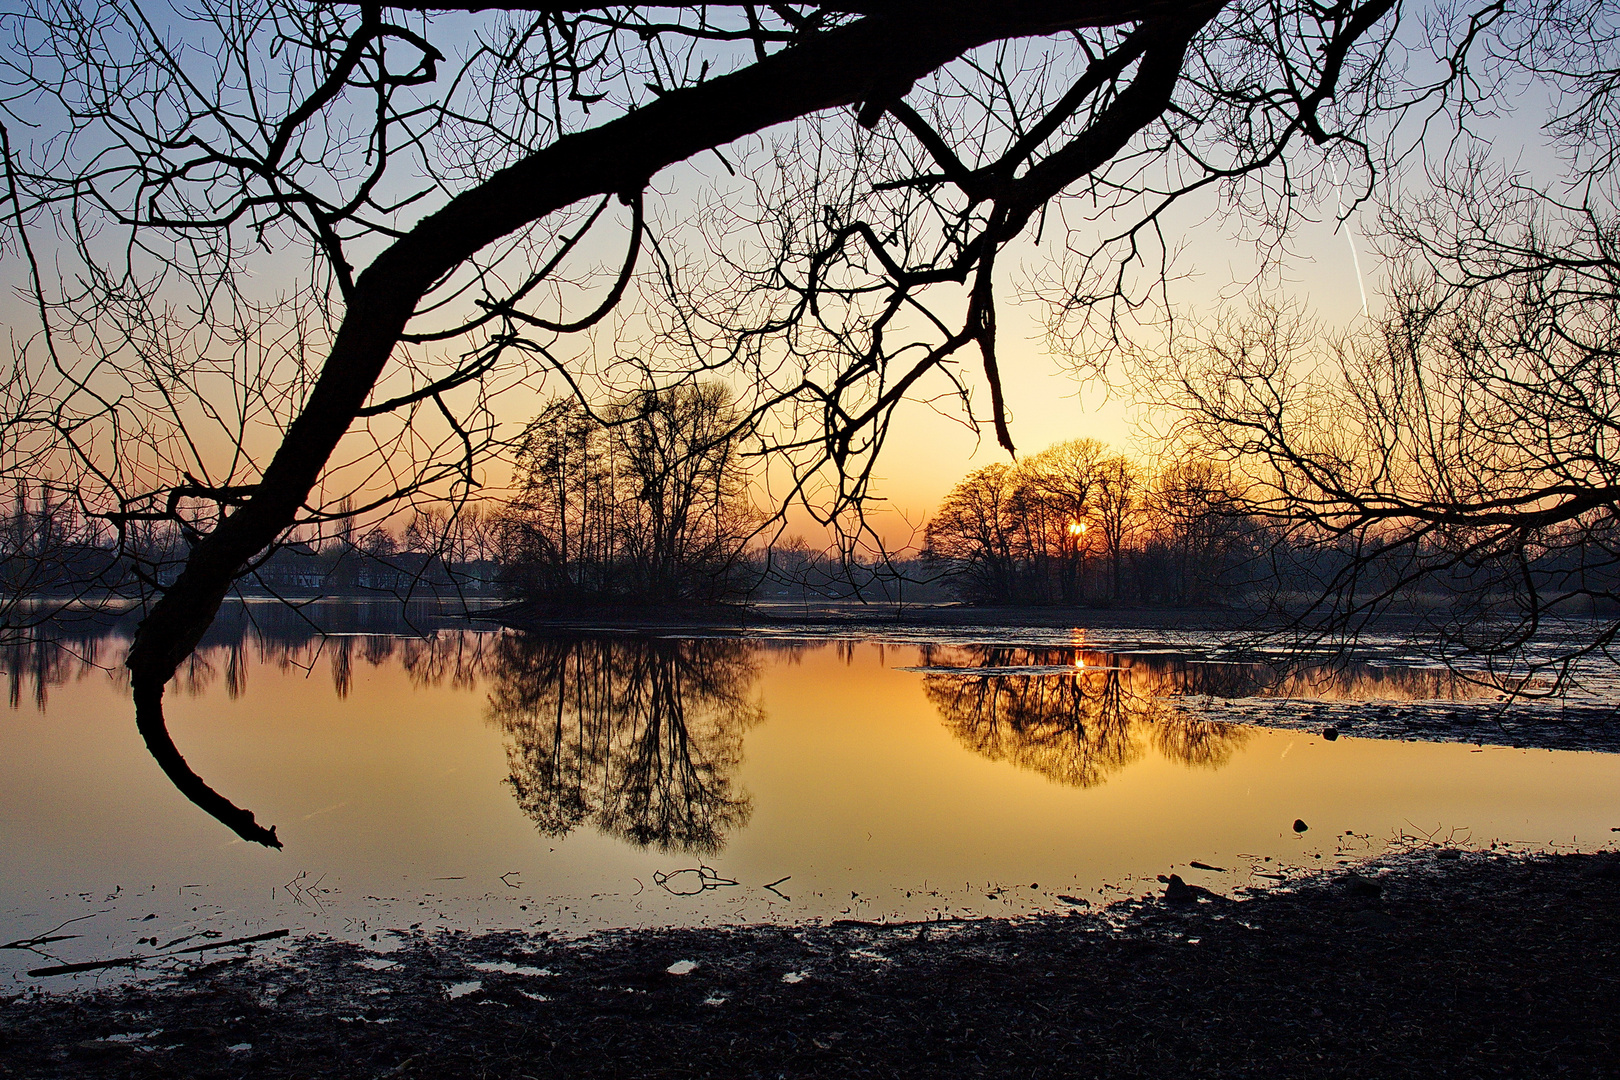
[6,602,507,851]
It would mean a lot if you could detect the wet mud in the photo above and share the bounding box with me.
[4,848,1616,1078]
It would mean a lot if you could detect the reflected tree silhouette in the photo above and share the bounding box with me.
[0,601,505,708]
[328,638,354,700]
[1,633,120,710]
[397,632,501,694]
[1109,651,1499,703]
[922,642,1510,788]
[488,635,763,855]
[923,646,1250,788]
[1151,714,1247,771]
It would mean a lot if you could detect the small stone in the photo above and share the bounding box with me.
[1322,727,1339,741]
[665,960,699,976]
[1163,874,1197,904]
[1293,819,1309,833]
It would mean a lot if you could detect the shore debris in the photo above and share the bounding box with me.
[27,928,289,978]
[1163,875,1197,904]
[653,866,739,896]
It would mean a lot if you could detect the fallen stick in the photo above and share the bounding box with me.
[1,934,81,950]
[28,929,290,977]
[165,928,290,956]
[2,912,103,951]
[28,956,145,977]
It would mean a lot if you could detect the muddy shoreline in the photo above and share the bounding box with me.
[5,848,1617,1078]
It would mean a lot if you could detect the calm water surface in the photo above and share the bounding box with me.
[3,602,1617,986]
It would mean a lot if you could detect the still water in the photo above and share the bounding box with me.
[3,602,1618,986]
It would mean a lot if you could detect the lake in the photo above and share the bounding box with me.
[4,600,1617,987]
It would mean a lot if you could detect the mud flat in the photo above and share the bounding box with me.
[4,848,1617,1078]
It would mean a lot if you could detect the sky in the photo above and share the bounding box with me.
[841,199,1381,547]
[0,1,1565,552]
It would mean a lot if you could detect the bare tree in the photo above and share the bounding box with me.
[1024,439,1106,527]
[0,0,1414,843]
[1137,0,1620,690]
[1092,455,1140,603]
[924,462,1028,603]
[504,381,758,601]
[609,383,760,601]
[1141,456,1252,606]
[505,398,618,597]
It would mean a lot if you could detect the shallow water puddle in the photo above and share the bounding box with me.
[2,617,1617,987]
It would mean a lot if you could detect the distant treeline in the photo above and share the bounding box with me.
[0,430,1248,616]
[922,437,1620,616]
[26,415,1603,623]
[924,439,1252,607]
[0,477,504,623]
[252,504,505,598]
[1,481,128,600]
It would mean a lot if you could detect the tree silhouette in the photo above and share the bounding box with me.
[1,0,1413,841]
[503,383,758,602]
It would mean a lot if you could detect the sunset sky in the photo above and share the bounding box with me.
[830,205,1380,546]
[0,1,1562,554]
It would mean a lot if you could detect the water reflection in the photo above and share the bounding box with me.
[3,632,120,709]
[0,601,502,707]
[8,615,1620,968]
[1098,649,1502,702]
[3,607,1515,850]
[922,647,1249,788]
[488,636,765,854]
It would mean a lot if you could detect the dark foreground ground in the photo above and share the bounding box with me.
[4,849,1618,1079]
